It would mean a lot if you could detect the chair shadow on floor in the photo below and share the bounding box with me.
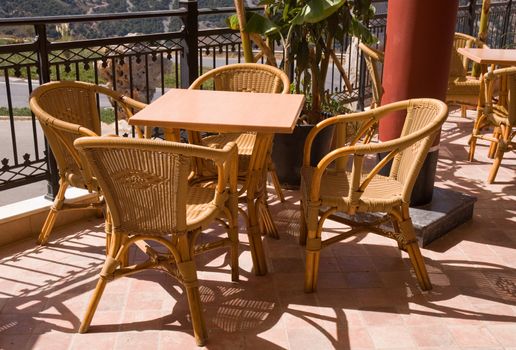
[2,170,516,349]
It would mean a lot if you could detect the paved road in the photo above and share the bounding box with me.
[0,77,117,108]
[0,118,47,206]
[0,118,122,206]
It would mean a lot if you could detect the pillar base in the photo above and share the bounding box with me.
[330,187,476,247]
[410,187,476,246]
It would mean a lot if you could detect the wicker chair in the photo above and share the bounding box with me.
[29,80,147,245]
[300,98,448,293]
[469,67,516,183]
[446,32,487,118]
[359,42,384,109]
[74,137,239,346]
[188,63,290,203]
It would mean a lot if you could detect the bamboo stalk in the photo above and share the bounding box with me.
[473,0,491,76]
[250,33,278,67]
[234,0,253,63]
[329,49,353,93]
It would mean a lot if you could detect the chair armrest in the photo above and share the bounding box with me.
[119,95,148,111]
[303,100,416,167]
[182,141,239,196]
[306,99,447,203]
[307,130,438,203]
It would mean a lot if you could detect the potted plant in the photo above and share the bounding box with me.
[230,0,376,186]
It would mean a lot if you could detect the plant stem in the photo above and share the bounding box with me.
[234,0,253,63]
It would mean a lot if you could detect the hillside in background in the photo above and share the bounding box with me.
[0,0,253,39]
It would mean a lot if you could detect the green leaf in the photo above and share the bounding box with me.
[282,3,290,21]
[226,14,241,30]
[292,0,346,25]
[349,16,377,44]
[244,12,280,35]
[295,39,310,72]
[353,0,373,19]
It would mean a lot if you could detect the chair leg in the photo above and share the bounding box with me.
[269,169,285,203]
[299,202,308,246]
[79,255,119,333]
[304,228,321,293]
[461,105,467,118]
[395,210,432,291]
[468,114,486,162]
[119,236,130,267]
[487,125,510,184]
[38,180,68,245]
[227,204,240,282]
[104,208,112,253]
[177,234,207,347]
[488,127,500,159]
[246,196,268,276]
[304,206,322,292]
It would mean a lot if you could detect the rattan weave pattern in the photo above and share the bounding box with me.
[300,98,448,293]
[74,136,239,346]
[447,32,486,113]
[30,80,148,245]
[359,43,384,109]
[469,66,516,183]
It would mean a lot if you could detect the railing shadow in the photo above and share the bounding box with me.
[2,111,516,348]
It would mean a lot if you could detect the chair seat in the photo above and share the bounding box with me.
[186,185,227,230]
[201,132,255,173]
[301,166,403,213]
[490,105,513,126]
[447,76,481,105]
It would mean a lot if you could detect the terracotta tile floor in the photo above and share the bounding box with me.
[1,111,515,349]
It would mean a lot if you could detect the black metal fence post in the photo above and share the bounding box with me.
[468,0,477,36]
[179,0,199,88]
[501,0,513,47]
[357,48,367,111]
[35,24,59,200]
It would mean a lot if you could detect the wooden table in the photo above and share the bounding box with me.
[457,48,516,66]
[457,47,516,112]
[129,88,305,275]
[457,47,516,172]
[457,48,516,108]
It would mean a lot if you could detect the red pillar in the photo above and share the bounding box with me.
[380,0,458,205]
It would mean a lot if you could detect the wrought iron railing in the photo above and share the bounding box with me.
[0,0,514,200]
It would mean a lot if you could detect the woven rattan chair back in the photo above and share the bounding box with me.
[78,139,193,233]
[447,33,487,117]
[301,98,448,292]
[359,42,384,108]
[75,136,239,346]
[189,63,290,93]
[30,81,101,190]
[389,100,448,201]
[304,99,448,206]
[470,66,516,182]
[498,68,516,126]
[29,80,148,245]
[450,32,476,77]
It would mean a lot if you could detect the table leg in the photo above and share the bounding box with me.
[244,133,279,275]
[258,195,279,239]
[470,64,489,160]
[164,128,182,142]
[246,193,268,275]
